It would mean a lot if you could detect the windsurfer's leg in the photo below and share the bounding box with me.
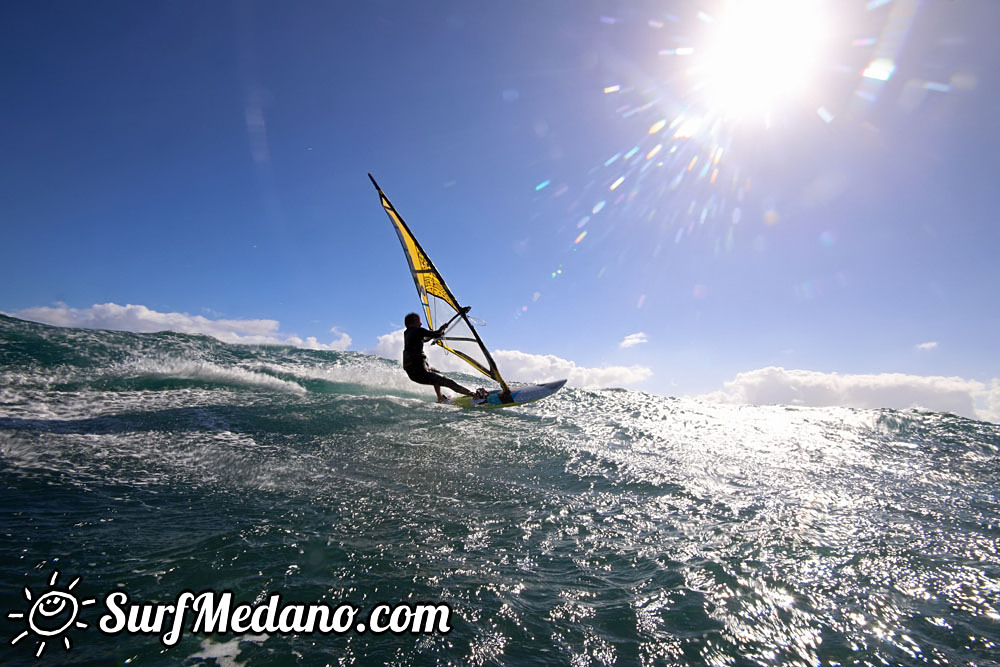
[406,366,473,397]
[434,374,473,396]
[423,369,472,396]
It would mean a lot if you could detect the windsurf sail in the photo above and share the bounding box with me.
[369,174,510,395]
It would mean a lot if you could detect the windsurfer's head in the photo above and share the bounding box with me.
[404,312,421,328]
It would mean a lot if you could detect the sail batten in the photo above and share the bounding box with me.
[370,174,509,393]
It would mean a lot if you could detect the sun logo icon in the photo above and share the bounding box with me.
[7,570,96,658]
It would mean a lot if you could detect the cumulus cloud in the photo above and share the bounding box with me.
[373,328,652,389]
[374,328,405,361]
[9,302,352,351]
[619,332,648,349]
[701,366,999,423]
[285,327,352,351]
[915,341,938,351]
[494,349,652,388]
[984,380,1000,425]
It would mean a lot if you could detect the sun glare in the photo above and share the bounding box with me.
[693,0,829,120]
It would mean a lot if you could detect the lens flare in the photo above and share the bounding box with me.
[522,1,971,314]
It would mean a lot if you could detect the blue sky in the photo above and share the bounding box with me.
[3,1,999,419]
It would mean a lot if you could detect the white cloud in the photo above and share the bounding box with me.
[494,349,652,388]
[985,380,1000,425]
[701,366,999,423]
[620,332,648,349]
[328,327,352,351]
[287,327,352,351]
[374,328,405,361]
[915,341,938,351]
[9,302,352,351]
[373,328,652,389]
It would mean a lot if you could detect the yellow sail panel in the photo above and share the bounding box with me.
[382,202,460,321]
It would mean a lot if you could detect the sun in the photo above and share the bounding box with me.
[7,570,96,658]
[691,0,830,121]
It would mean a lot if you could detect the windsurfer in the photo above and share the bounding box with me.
[403,312,487,403]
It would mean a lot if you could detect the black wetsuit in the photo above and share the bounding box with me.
[402,325,468,394]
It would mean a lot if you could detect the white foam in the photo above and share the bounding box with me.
[186,634,268,667]
[116,356,306,394]
[247,357,443,398]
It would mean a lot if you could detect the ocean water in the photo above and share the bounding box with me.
[1,313,998,666]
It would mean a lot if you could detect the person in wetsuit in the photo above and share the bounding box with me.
[403,312,485,403]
